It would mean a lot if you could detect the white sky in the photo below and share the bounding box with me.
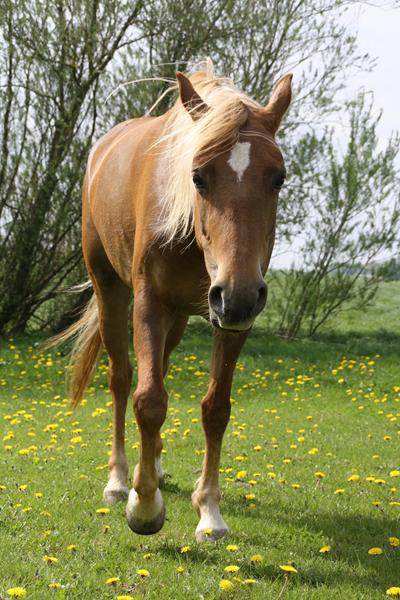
[271,2,400,269]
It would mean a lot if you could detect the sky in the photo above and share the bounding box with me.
[271,2,400,269]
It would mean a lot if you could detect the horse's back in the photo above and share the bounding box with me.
[83,115,166,287]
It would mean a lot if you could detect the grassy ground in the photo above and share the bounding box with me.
[1,286,400,599]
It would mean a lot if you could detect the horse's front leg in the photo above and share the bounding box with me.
[126,278,174,535]
[192,329,248,542]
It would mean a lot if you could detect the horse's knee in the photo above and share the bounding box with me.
[201,393,230,436]
[134,385,168,433]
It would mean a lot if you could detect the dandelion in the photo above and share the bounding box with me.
[67,544,77,552]
[96,507,110,515]
[219,579,234,591]
[6,588,27,598]
[348,474,360,482]
[136,569,150,577]
[117,596,135,600]
[315,472,326,479]
[387,588,400,596]
[319,545,331,554]
[48,583,61,589]
[368,547,383,555]
[176,566,185,573]
[224,565,240,573]
[390,471,400,478]
[250,553,263,562]
[180,545,191,553]
[334,489,345,495]
[105,577,120,585]
[279,564,298,573]
[244,579,257,585]
[226,544,238,552]
[43,555,58,564]
[389,537,400,547]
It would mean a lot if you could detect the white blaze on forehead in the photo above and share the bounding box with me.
[228,141,251,181]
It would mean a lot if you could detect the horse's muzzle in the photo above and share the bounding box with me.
[208,280,267,331]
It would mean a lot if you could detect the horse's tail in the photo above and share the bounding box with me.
[45,283,103,408]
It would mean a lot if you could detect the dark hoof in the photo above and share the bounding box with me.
[127,504,166,535]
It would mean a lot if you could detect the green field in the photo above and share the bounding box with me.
[1,282,400,599]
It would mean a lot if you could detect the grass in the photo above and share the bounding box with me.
[1,285,400,599]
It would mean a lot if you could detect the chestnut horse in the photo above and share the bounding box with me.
[56,64,292,541]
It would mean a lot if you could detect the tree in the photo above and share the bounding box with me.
[269,94,400,338]
[0,0,394,334]
[0,0,146,333]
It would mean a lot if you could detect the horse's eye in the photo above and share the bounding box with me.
[272,170,286,191]
[192,169,206,193]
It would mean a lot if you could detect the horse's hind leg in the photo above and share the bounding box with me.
[156,314,188,488]
[192,329,248,542]
[91,274,132,505]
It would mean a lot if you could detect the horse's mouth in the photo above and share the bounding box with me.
[210,315,253,333]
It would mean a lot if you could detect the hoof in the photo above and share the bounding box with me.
[103,481,129,506]
[126,488,165,535]
[195,526,229,543]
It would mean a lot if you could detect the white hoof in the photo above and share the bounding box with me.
[195,511,229,543]
[126,488,165,535]
[103,476,129,506]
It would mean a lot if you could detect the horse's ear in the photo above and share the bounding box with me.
[176,72,209,120]
[258,73,293,135]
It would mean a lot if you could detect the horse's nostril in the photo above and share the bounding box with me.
[209,285,223,312]
[257,283,267,310]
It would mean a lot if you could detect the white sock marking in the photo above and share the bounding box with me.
[228,141,251,181]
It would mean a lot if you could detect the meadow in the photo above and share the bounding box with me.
[1,281,400,599]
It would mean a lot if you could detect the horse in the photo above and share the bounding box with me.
[54,62,292,542]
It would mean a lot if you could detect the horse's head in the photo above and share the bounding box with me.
[177,72,292,331]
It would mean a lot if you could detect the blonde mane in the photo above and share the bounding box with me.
[153,62,263,243]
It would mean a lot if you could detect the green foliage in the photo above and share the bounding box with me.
[270,95,400,338]
[0,0,397,334]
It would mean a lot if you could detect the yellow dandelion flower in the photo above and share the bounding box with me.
[67,544,77,552]
[136,569,150,577]
[368,547,383,555]
[334,489,345,495]
[6,588,27,598]
[180,545,191,553]
[390,471,400,478]
[176,566,185,573]
[226,544,238,552]
[143,552,153,559]
[315,472,326,479]
[279,564,298,573]
[244,579,257,585]
[348,474,360,482]
[387,588,400,596]
[96,507,110,515]
[48,583,61,589]
[319,545,331,553]
[43,555,58,563]
[389,537,400,547]
[219,579,234,591]
[291,483,301,490]
[251,553,264,562]
[105,577,120,585]
[117,596,135,600]
[224,565,240,573]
